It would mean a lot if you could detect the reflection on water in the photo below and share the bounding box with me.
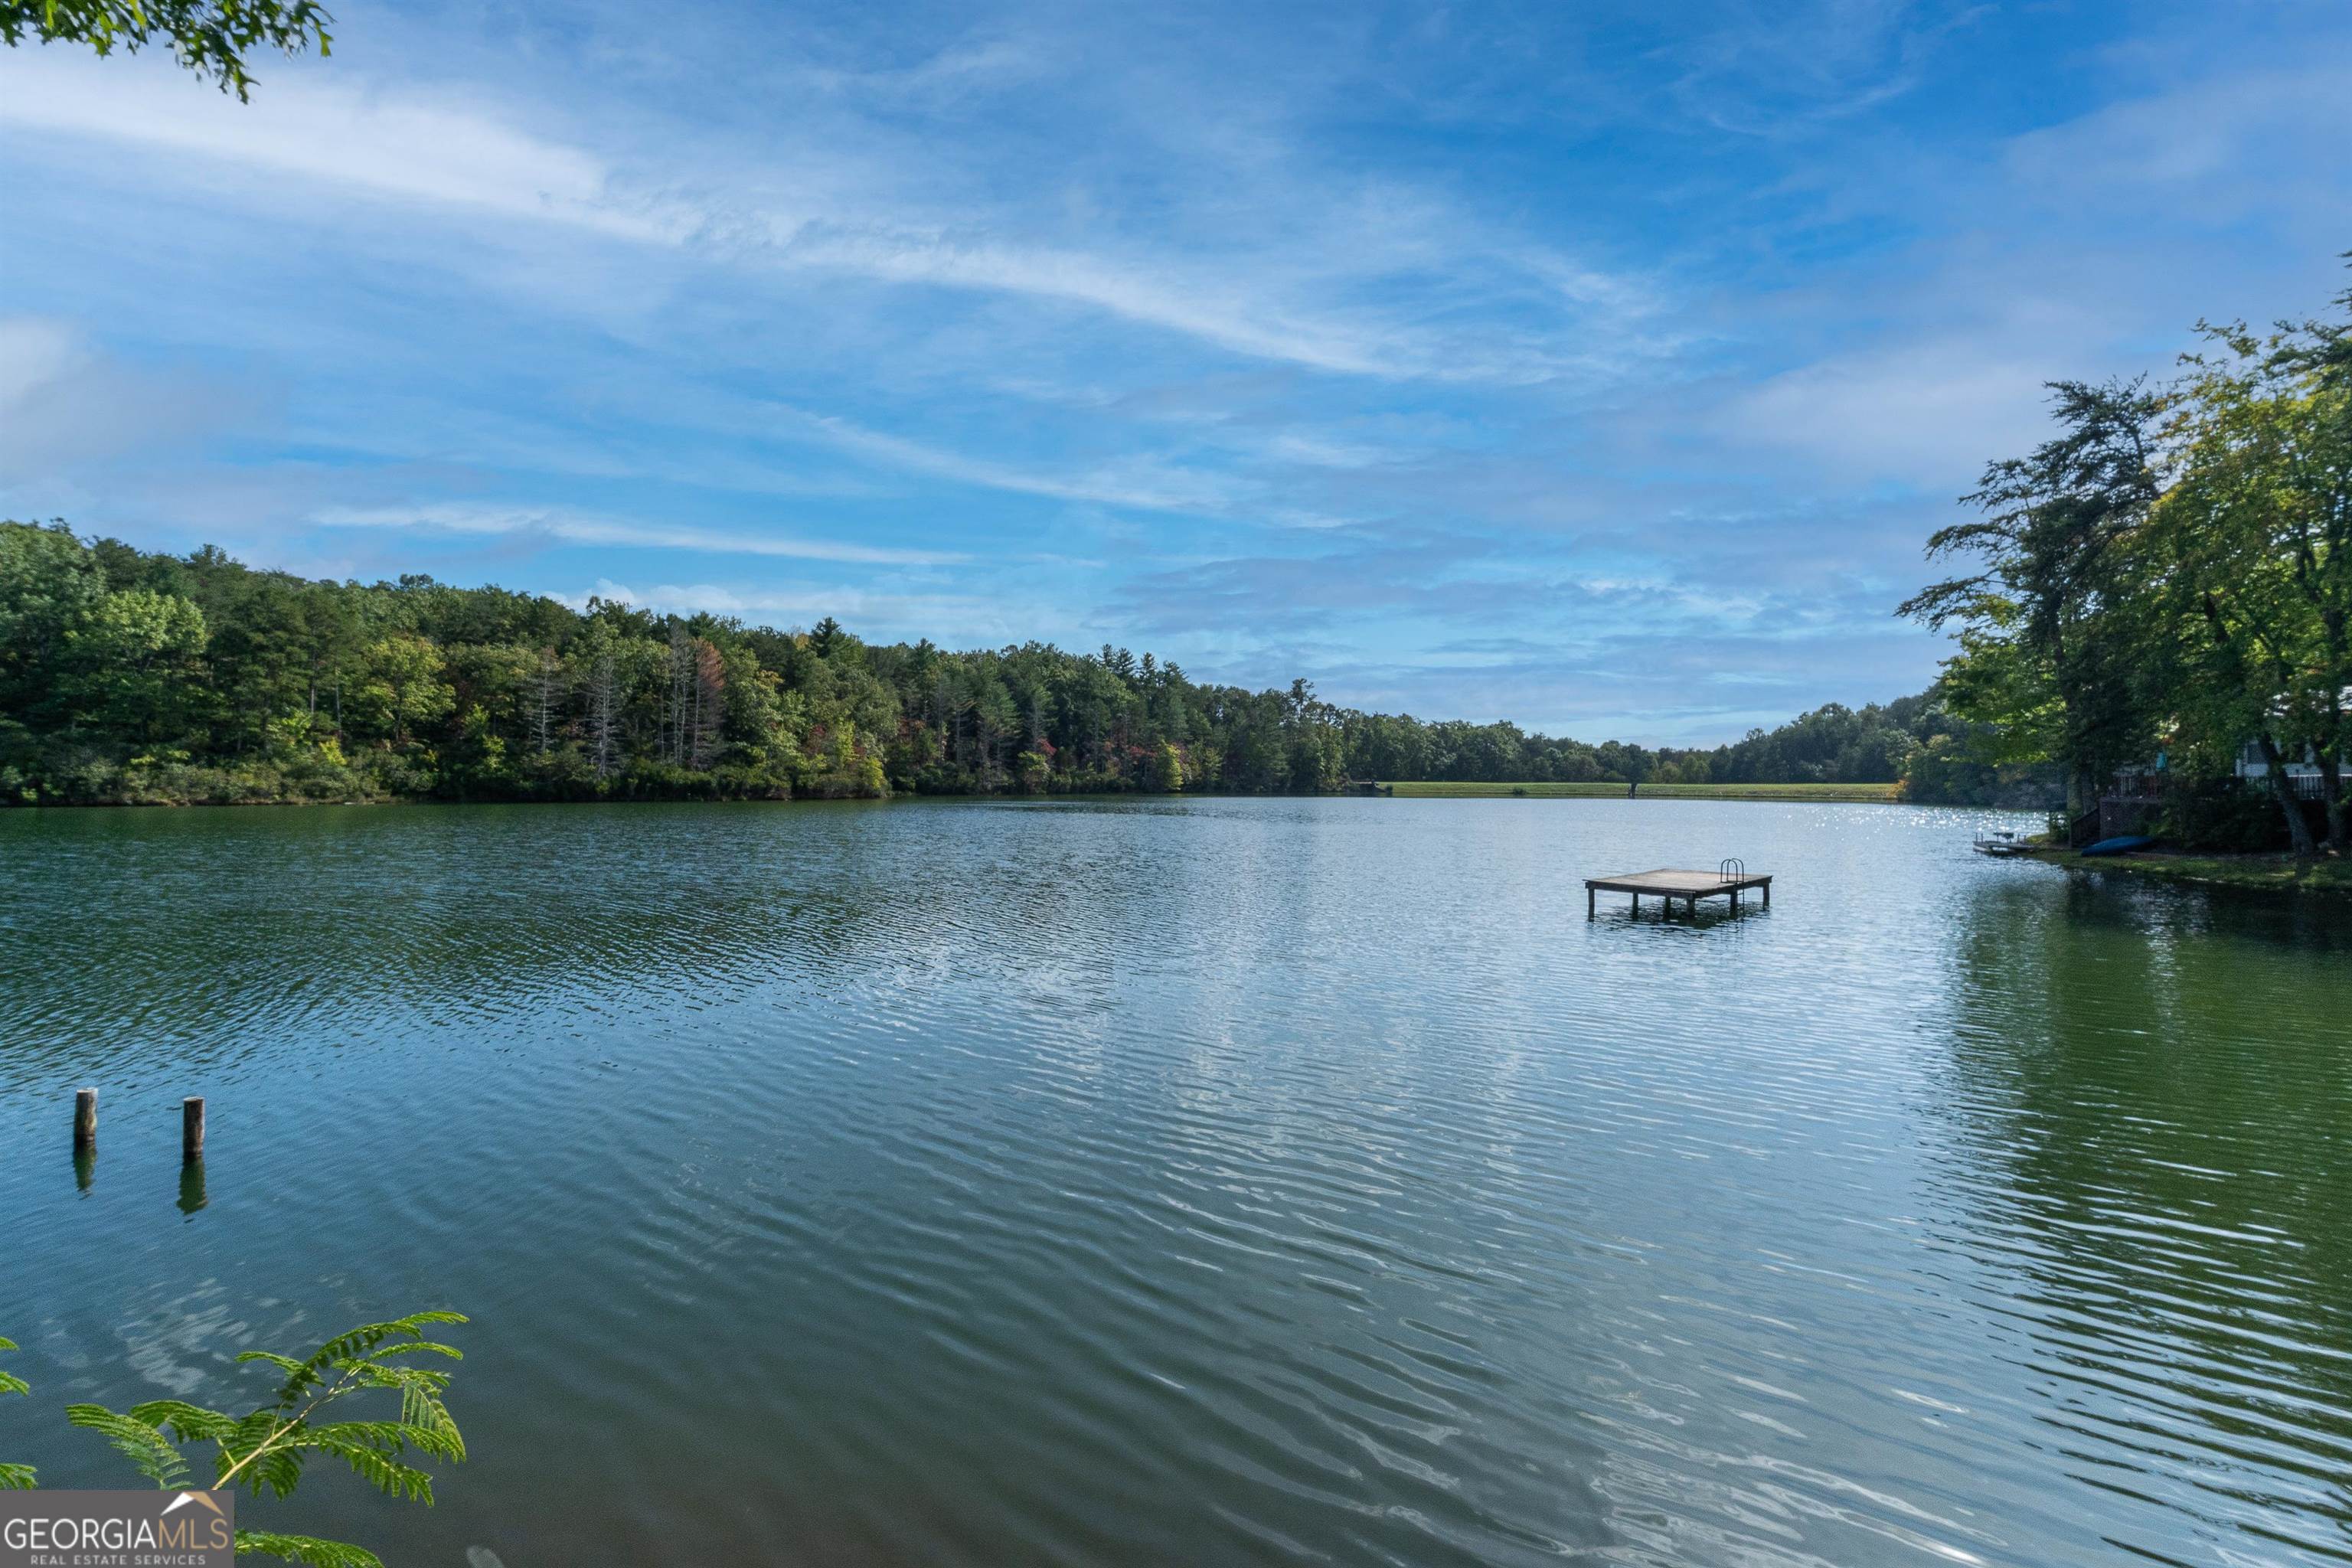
[1929,877,2352,1565]
[2,799,2347,1566]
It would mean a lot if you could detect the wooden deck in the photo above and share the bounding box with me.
[1584,867,1771,917]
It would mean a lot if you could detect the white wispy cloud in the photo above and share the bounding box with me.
[314,503,965,567]
[567,577,1033,641]
[0,55,685,240]
[773,405,1243,513]
[0,51,1654,384]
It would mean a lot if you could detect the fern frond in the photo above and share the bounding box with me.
[129,1399,241,1443]
[214,1410,279,1482]
[299,1427,434,1503]
[0,1462,35,1489]
[0,1334,25,1399]
[234,1351,309,1378]
[234,1529,385,1568]
[250,1441,306,1499]
[301,1419,405,1446]
[369,1339,464,1363]
[397,1410,466,1465]
[266,1314,467,1411]
[64,1404,188,1488]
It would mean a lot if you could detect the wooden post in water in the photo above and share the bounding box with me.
[74,1088,97,1151]
[181,1097,205,1164]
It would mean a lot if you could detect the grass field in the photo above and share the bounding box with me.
[1378,780,1903,802]
[2032,847,2352,894]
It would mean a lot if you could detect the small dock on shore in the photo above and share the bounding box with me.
[1586,861,1770,919]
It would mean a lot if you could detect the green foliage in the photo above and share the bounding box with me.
[1,524,1962,808]
[41,1312,468,1568]
[233,1530,386,1568]
[1,1334,32,1491]
[64,1403,192,1487]
[1900,260,2352,851]
[348,634,455,746]
[0,0,333,100]
[1901,377,2170,813]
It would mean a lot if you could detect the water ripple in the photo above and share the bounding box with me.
[3,799,2349,1566]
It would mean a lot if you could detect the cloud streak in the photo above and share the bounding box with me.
[315,504,965,567]
[6,0,2347,742]
[0,49,1653,385]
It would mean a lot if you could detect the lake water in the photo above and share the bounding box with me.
[3,799,2349,1566]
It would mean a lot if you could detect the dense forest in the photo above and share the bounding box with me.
[1905,266,2350,855]
[0,521,2014,808]
[18,272,2334,822]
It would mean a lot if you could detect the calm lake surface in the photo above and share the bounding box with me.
[4,799,2350,1566]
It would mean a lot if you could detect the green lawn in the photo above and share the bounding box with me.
[2035,847,2352,894]
[1378,780,1902,802]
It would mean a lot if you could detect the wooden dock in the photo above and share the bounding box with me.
[1585,864,1770,919]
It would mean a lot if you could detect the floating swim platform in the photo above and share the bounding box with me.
[1585,862,1770,918]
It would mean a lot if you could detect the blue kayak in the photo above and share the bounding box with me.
[2081,835,2155,858]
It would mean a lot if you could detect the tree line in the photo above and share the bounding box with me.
[1903,265,2350,855]
[0,521,2006,807]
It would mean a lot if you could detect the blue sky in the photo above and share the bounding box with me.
[2,1,2347,744]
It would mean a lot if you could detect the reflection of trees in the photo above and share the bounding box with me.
[1926,877,2352,1559]
[0,804,911,1089]
[0,799,1253,1092]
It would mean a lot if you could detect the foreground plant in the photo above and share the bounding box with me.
[2,1334,33,1490]
[52,1310,468,1568]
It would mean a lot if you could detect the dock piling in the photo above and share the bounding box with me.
[181,1097,205,1165]
[74,1087,97,1151]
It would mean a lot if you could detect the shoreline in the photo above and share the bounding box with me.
[1380,780,1908,802]
[2028,845,2352,896]
[3,781,1952,812]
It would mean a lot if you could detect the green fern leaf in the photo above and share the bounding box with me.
[252,1442,306,1500]
[0,1462,35,1490]
[64,1404,188,1488]
[371,1339,464,1363]
[233,1528,385,1568]
[129,1400,241,1443]
[299,1432,433,1504]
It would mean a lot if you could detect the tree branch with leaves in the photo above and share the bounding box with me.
[5,1311,466,1568]
[0,0,332,100]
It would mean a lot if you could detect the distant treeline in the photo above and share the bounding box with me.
[0,523,2026,808]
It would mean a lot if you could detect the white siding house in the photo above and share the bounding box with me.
[2233,740,2326,782]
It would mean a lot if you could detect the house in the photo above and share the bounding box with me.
[2233,739,2328,785]
[2086,740,2335,844]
